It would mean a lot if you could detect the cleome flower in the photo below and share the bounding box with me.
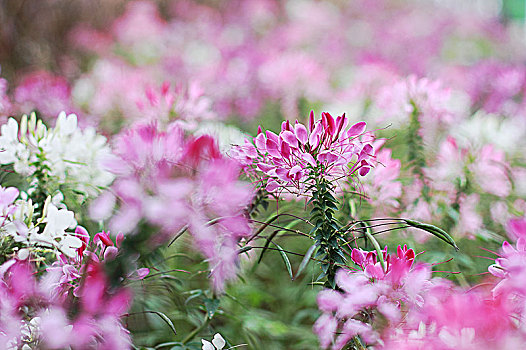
[0,258,132,349]
[0,188,84,258]
[0,112,114,198]
[231,111,375,197]
[93,121,254,291]
[313,245,432,349]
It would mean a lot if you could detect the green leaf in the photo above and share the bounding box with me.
[144,311,177,336]
[294,244,317,279]
[154,342,184,349]
[364,229,386,273]
[403,219,459,250]
[271,242,294,281]
[257,230,280,263]
[185,290,203,304]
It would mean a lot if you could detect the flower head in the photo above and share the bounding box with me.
[232,111,375,197]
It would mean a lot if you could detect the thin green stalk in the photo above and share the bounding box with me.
[182,314,212,344]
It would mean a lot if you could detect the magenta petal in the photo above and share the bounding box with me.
[289,165,302,176]
[136,268,150,279]
[488,264,506,278]
[502,241,515,255]
[0,187,19,206]
[266,139,281,158]
[255,133,266,150]
[364,263,384,279]
[309,123,323,148]
[317,289,342,312]
[313,314,337,349]
[257,163,275,173]
[276,168,290,181]
[359,166,370,176]
[347,121,367,137]
[265,130,279,143]
[302,153,316,167]
[266,180,279,192]
[351,249,365,266]
[281,130,299,148]
[280,141,291,158]
[294,123,308,144]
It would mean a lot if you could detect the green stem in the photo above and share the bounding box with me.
[182,314,211,344]
[309,169,344,289]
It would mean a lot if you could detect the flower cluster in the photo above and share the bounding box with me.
[314,218,526,349]
[0,112,113,198]
[313,245,432,349]
[232,111,375,197]
[1,0,526,348]
[0,258,132,349]
[93,121,253,290]
[0,185,85,258]
[47,227,149,299]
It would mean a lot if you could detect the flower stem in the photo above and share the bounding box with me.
[309,171,345,289]
[182,314,212,344]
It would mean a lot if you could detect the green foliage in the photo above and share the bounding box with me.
[308,170,345,289]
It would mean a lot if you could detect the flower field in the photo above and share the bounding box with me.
[1,0,526,349]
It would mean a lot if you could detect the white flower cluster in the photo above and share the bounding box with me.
[0,186,81,258]
[0,112,114,196]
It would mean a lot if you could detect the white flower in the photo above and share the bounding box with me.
[201,333,226,350]
[0,112,115,198]
[55,112,78,136]
[0,118,33,174]
[42,204,77,238]
[0,197,82,258]
[37,203,81,257]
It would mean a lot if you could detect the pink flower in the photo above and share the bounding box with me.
[451,194,482,240]
[488,230,526,298]
[382,286,520,349]
[362,148,402,215]
[0,185,18,214]
[461,60,526,115]
[377,75,454,125]
[470,144,511,198]
[94,230,114,247]
[0,77,13,118]
[232,111,374,196]
[96,121,254,291]
[314,245,431,349]
[507,217,526,240]
[14,71,73,119]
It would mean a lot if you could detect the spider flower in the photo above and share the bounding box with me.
[0,258,132,349]
[94,121,253,291]
[231,111,375,196]
[314,245,432,349]
[488,231,526,299]
[0,112,114,197]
